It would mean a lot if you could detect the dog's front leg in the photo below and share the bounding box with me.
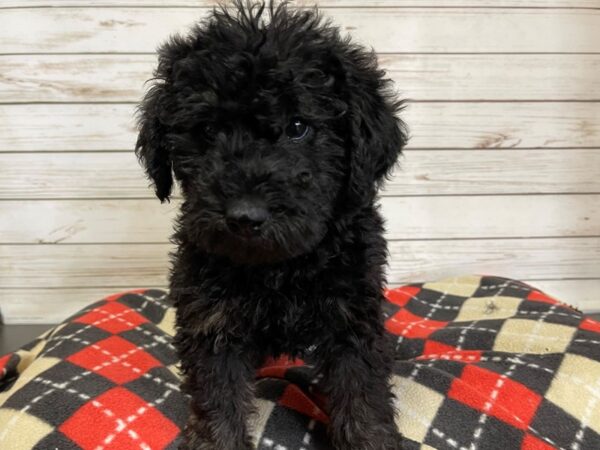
[179,338,258,450]
[320,332,403,450]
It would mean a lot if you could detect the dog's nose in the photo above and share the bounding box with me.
[225,198,270,236]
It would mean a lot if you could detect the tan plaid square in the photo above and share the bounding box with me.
[422,275,482,298]
[546,354,600,434]
[454,295,522,322]
[0,356,61,407]
[0,409,53,448]
[249,398,276,446]
[493,318,575,354]
[15,338,48,373]
[157,307,176,336]
[391,376,445,443]
[167,363,183,380]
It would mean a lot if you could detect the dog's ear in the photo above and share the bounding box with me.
[136,35,194,203]
[135,82,173,203]
[332,50,408,208]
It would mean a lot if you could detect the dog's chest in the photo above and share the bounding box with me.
[249,292,331,355]
[180,256,359,356]
[184,287,333,353]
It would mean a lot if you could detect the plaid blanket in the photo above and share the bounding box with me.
[0,275,599,449]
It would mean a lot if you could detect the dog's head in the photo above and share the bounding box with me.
[136,1,407,264]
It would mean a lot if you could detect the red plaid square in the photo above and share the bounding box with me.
[580,317,600,333]
[0,354,10,373]
[422,340,482,362]
[527,290,560,306]
[423,340,456,356]
[67,335,161,384]
[385,286,421,307]
[385,308,448,338]
[60,386,178,450]
[521,433,556,450]
[258,355,306,379]
[75,302,149,334]
[279,384,329,424]
[449,365,542,430]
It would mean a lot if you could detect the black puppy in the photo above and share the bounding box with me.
[136,1,407,448]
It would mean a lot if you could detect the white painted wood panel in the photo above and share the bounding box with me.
[386,149,600,196]
[1,238,598,288]
[2,287,165,324]
[2,102,599,151]
[404,102,600,149]
[2,150,600,199]
[0,152,150,199]
[3,279,600,325]
[0,244,172,288]
[0,199,176,243]
[0,104,136,151]
[1,8,599,54]
[382,195,600,239]
[1,195,599,244]
[381,54,600,102]
[386,238,600,282]
[3,54,600,102]
[2,1,599,7]
[0,55,156,103]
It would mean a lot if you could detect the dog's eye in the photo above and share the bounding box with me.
[203,124,216,135]
[191,123,217,140]
[285,118,310,141]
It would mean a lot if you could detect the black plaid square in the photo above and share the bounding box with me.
[124,366,189,427]
[403,288,467,322]
[472,277,533,299]
[119,324,178,366]
[3,360,114,427]
[41,322,112,359]
[117,290,171,325]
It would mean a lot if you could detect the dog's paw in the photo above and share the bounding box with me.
[374,434,406,450]
[178,442,254,450]
[332,428,405,450]
[178,433,254,450]
[383,434,406,450]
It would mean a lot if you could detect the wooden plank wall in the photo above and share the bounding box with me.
[0,0,599,323]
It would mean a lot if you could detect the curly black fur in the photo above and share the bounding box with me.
[136,1,408,448]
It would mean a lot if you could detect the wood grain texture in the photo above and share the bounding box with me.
[386,237,600,282]
[2,102,599,151]
[381,195,600,239]
[403,102,600,149]
[3,279,600,324]
[1,8,599,53]
[2,1,600,7]
[0,104,136,151]
[0,244,171,288]
[381,54,600,101]
[2,150,599,199]
[386,149,600,196]
[0,199,175,243]
[2,195,599,243]
[0,54,155,103]
[1,287,161,324]
[3,54,600,102]
[0,152,150,199]
[1,238,598,289]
